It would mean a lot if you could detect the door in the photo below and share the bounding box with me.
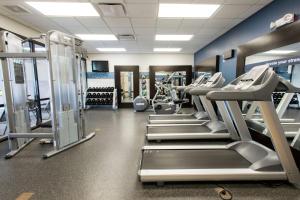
[114,66,139,108]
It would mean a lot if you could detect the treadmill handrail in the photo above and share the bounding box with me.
[207,69,279,101]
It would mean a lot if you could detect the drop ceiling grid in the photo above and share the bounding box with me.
[0,0,273,53]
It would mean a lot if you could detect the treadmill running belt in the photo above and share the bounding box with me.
[148,126,210,133]
[142,149,251,169]
[150,115,196,120]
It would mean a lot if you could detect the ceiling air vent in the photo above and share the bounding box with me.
[3,5,31,14]
[98,3,126,17]
[118,34,136,41]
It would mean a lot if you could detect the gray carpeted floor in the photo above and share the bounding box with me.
[0,109,299,200]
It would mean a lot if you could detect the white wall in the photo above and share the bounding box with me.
[86,53,194,88]
[0,14,41,37]
[87,53,194,72]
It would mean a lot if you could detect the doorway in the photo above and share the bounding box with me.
[149,65,192,106]
[114,66,139,108]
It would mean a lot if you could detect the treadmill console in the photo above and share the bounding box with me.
[193,75,206,85]
[203,72,222,87]
[228,65,269,90]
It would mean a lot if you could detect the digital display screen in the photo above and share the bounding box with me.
[92,60,109,72]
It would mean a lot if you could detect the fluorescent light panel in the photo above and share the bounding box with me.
[264,50,296,55]
[76,34,117,41]
[23,47,46,51]
[97,48,126,52]
[154,48,182,52]
[155,34,193,41]
[158,3,220,18]
[26,2,99,16]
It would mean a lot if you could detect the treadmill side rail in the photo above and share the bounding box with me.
[139,169,287,182]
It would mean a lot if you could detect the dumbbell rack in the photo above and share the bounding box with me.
[86,87,118,109]
[272,92,299,108]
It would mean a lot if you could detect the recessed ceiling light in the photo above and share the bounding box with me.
[158,3,220,18]
[155,35,193,41]
[97,48,126,52]
[153,48,182,52]
[264,50,296,55]
[76,34,118,41]
[26,2,99,16]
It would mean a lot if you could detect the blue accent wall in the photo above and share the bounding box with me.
[219,50,237,84]
[194,0,300,65]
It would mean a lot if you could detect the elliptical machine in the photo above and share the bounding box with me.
[152,72,188,114]
[133,72,188,113]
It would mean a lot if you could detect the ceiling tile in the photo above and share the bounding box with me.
[202,19,241,28]
[110,27,134,34]
[86,26,112,34]
[50,18,82,27]
[119,41,137,45]
[192,0,224,3]
[131,18,156,27]
[239,4,265,19]
[157,19,182,28]
[76,17,106,27]
[136,35,155,41]
[159,0,194,3]
[101,41,121,47]
[20,15,67,32]
[0,0,271,53]
[126,3,158,18]
[104,17,131,27]
[133,27,156,35]
[213,4,252,18]
[84,41,104,48]
[256,0,273,4]
[125,0,158,3]
[176,27,199,34]
[156,27,178,34]
[223,0,258,4]
[65,26,89,34]
[180,19,205,28]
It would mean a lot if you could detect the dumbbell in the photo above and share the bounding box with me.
[97,99,101,105]
[86,99,91,105]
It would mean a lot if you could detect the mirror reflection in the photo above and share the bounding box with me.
[120,71,134,103]
[245,43,300,150]
[155,71,186,99]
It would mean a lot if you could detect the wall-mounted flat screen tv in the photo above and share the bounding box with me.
[92,60,109,72]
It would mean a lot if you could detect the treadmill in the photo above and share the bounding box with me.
[139,65,300,186]
[146,73,239,141]
[247,77,300,139]
[148,74,208,124]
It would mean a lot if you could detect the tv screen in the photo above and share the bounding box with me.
[92,60,109,72]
